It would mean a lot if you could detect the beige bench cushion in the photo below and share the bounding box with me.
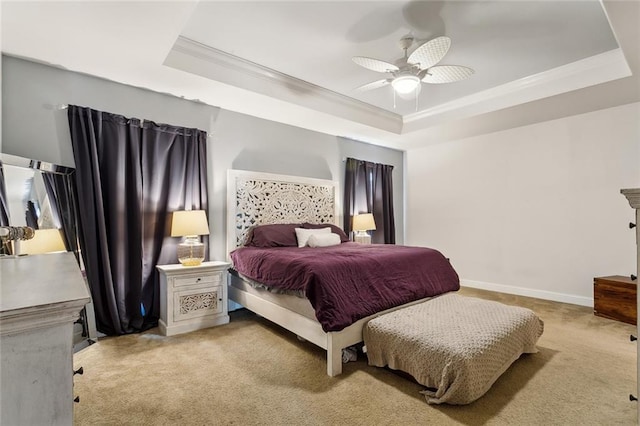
[364,293,544,405]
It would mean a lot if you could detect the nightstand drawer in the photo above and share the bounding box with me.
[173,271,223,288]
[174,286,223,322]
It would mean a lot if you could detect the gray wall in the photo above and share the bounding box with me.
[406,102,639,305]
[2,56,219,168]
[1,55,404,260]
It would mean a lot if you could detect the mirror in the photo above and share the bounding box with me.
[0,152,98,349]
[0,153,78,257]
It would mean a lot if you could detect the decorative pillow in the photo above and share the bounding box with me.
[307,233,341,248]
[245,223,303,247]
[294,227,331,248]
[302,222,350,243]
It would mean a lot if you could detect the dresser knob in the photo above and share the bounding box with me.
[632,274,637,281]
[630,222,637,229]
[74,367,84,376]
[74,396,80,403]
[631,335,637,342]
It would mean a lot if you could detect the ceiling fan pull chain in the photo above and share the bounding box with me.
[393,90,397,109]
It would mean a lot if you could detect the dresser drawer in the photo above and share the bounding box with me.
[172,271,223,288]
[593,275,637,325]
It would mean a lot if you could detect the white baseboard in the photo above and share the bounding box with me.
[461,279,593,307]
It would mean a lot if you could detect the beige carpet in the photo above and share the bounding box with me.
[73,287,637,425]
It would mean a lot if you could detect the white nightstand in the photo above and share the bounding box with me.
[157,261,230,336]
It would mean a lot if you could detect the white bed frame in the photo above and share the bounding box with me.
[226,169,428,376]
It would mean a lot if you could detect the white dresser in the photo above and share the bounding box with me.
[157,261,230,336]
[0,252,91,425]
[621,188,640,416]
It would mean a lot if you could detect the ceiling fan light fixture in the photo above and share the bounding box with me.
[353,35,472,108]
[391,75,420,94]
[397,82,422,100]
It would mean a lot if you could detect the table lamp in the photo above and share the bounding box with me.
[171,210,209,266]
[18,228,66,255]
[352,213,376,244]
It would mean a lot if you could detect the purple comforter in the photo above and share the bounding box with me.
[230,242,460,332]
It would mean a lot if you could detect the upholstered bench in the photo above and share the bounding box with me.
[363,293,544,405]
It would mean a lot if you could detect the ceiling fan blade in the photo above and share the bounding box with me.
[421,65,474,84]
[408,36,451,70]
[354,79,391,92]
[352,56,399,73]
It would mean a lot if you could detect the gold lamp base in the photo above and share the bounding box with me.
[179,257,204,267]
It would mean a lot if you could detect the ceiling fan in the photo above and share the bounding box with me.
[352,34,474,100]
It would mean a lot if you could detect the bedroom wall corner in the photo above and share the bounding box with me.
[405,102,640,304]
[2,55,406,271]
[1,54,221,262]
[1,55,220,168]
[337,136,405,245]
[208,110,406,262]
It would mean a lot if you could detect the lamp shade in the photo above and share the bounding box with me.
[171,210,210,237]
[352,213,376,232]
[19,228,66,255]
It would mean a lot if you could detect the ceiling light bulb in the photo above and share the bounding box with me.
[397,82,422,100]
[391,75,420,94]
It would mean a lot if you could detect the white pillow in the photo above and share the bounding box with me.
[307,233,341,248]
[294,227,331,247]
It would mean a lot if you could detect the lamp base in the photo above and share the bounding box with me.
[353,231,371,244]
[177,237,205,267]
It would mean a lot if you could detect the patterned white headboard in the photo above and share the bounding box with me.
[226,169,340,255]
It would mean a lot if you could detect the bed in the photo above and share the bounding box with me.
[226,169,459,376]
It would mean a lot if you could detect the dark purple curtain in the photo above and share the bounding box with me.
[344,157,395,244]
[0,162,9,227]
[68,105,208,335]
[25,201,38,229]
[42,172,79,254]
[0,162,10,258]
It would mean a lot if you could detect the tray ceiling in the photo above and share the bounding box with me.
[1,1,638,149]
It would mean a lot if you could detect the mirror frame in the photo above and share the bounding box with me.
[1,153,75,176]
[0,153,78,256]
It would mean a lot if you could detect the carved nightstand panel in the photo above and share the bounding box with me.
[157,261,230,336]
[174,287,223,321]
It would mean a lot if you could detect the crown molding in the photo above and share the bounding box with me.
[166,37,631,137]
[402,48,632,133]
[165,36,402,134]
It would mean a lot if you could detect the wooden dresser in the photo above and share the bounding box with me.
[593,275,637,325]
[0,252,90,425]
